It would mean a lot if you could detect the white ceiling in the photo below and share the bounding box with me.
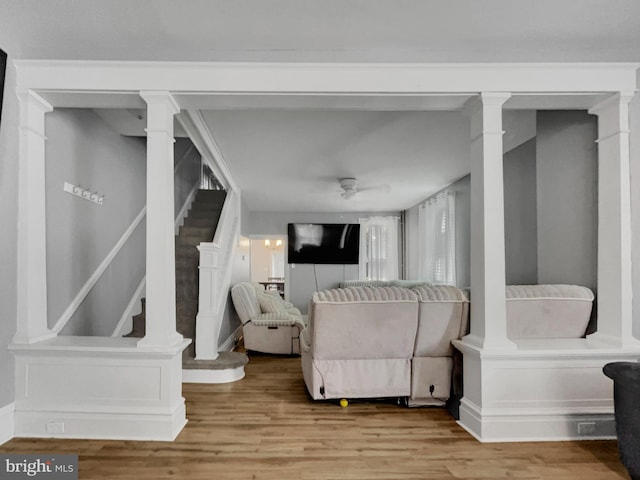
[203,110,471,212]
[2,0,640,62]
[2,1,639,212]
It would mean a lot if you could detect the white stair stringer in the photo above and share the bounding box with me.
[194,190,241,361]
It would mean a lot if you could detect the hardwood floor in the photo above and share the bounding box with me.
[0,353,630,479]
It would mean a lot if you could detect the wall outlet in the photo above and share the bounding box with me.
[46,421,65,434]
[578,422,596,435]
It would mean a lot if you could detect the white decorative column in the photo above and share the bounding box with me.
[464,92,515,350]
[454,93,518,442]
[13,90,56,344]
[589,92,640,347]
[454,91,640,443]
[138,91,184,350]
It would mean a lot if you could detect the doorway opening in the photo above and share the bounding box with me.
[250,236,287,298]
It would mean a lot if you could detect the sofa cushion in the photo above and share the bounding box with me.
[506,284,594,339]
[314,286,418,303]
[412,285,470,357]
[265,289,297,309]
[257,292,288,313]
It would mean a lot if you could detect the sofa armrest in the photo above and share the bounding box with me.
[251,312,306,330]
[300,326,311,352]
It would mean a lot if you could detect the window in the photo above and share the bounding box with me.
[419,190,456,285]
[359,216,399,281]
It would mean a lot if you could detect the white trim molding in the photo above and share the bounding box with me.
[14,61,640,95]
[0,403,15,446]
[219,325,243,352]
[178,110,238,192]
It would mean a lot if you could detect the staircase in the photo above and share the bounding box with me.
[176,189,226,360]
[126,189,248,378]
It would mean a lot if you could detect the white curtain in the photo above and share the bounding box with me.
[358,216,399,281]
[418,190,456,285]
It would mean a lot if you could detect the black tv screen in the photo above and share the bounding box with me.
[288,223,360,264]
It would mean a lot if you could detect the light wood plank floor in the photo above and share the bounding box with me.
[1,353,630,479]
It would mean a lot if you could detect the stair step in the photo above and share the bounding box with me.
[183,217,218,228]
[124,298,146,338]
[178,229,215,242]
[179,225,215,235]
[187,209,222,220]
[196,189,226,199]
[195,189,226,203]
[182,351,249,371]
[190,199,223,208]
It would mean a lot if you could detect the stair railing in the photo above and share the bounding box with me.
[194,189,240,360]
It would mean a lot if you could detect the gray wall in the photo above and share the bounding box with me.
[536,111,598,291]
[45,109,148,336]
[219,195,252,348]
[0,57,18,407]
[46,111,202,337]
[504,138,538,285]
[249,211,398,312]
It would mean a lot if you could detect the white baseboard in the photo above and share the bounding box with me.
[458,399,616,442]
[0,403,15,446]
[182,366,245,384]
[219,325,243,352]
[14,406,187,441]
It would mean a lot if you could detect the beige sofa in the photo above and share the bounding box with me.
[301,285,469,406]
[505,284,594,339]
[231,282,306,354]
[410,285,469,406]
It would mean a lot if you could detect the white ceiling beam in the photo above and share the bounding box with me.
[15,61,639,98]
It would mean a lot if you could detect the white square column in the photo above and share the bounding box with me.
[454,93,518,442]
[454,92,640,443]
[13,90,56,344]
[138,92,184,350]
[464,92,516,351]
[588,92,639,347]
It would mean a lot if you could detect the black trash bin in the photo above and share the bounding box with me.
[603,362,640,480]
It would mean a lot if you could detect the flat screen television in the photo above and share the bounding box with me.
[288,223,360,264]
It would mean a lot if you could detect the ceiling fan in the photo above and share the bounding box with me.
[338,177,390,200]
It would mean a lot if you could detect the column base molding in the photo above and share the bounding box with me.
[10,336,189,441]
[14,406,186,442]
[458,398,616,443]
[453,337,640,442]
